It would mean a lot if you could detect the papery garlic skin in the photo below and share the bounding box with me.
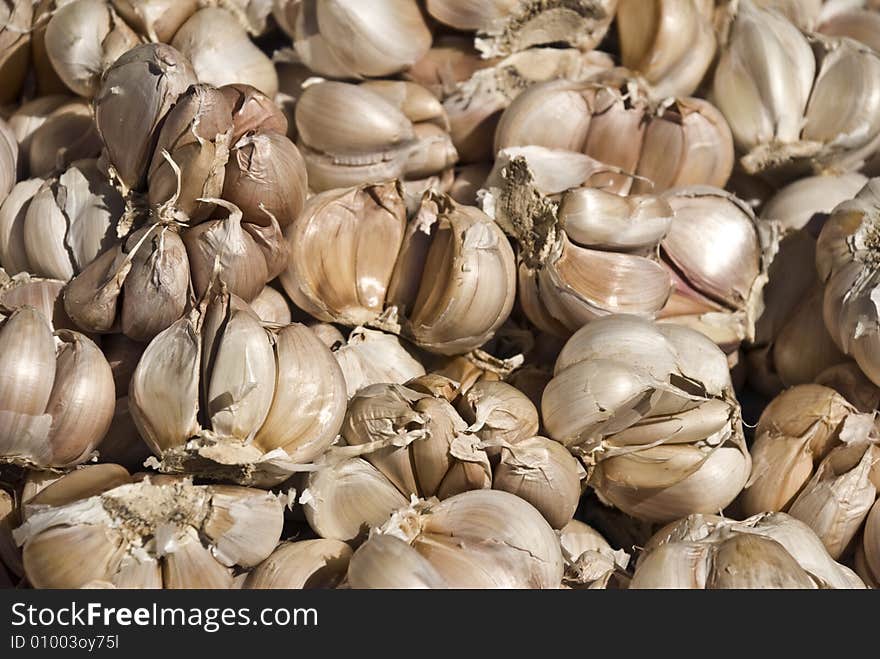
[817,179,880,386]
[631,512,865,589]
[14,469,283,589]
[542,315,750,523]
[558,520,629,589]
[332,327,425,397]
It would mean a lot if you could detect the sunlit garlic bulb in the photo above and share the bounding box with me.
[713,0,880,177]
[347,490,564,588]
[0,306,115,468]
[330,327,425,397]
[817,179,880,386]
[485,159,673,336]
[495,76,734,194]
[558,519,629,589]
[617,0,717,99]
[425,0,618,58]
[631,512,865,589]
[295,80,457,193]
[243,539,352,589]
[542,315,750,522]
[280,182,516,355]
[14,466,283,588]
[657,186,777,347]
[128,287,347,485]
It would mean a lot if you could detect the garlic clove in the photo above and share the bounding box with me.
[162,527,235,589]
[22,523,127,589]
[0,179,44,275]
[244,539,353,589]
[558,519,628,589]
[26,103,102,178]
[348,534,448,589]
[201,485,284,568]
[864,498,880,586]
[110,0,198,42]
[62,242,127,335]
[0,0,32,105]
[707,534,819,589]
[249,286,291,325]
[456,380,539,450]
[220,83,288,144]
[332,327,425,398]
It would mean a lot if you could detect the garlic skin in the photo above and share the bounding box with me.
[455,380,539,450]
[293,0,432,79]
[172,8,278,97]
[0,273,75,331]
[542,315,750,523]
[559,520,629,589]
[295,81,456,193]
[281,183,516,355]
[8,96,78,177]
[713,1,880,176]
[486,157,673,336]
[426,0,617,58]
[863,498,880,586]
[817,179,880,386]
[14,468,283,589]
[495,77,734,194]
[0,0,32,105]
[110,0,197,42]
[250,286,291,325]
[0,161,123,281]
[820,6,880,53]
[617,0,716,99]
[0,119,18,210]
[632,512,865,589]
[243,539,352,589]
[221,83,288,144]
[816,362,880,414]
[129,290,346,484]
[44,0,140,98]
[95,43,197,191]
[0,306,115,469]
[349,491,563,589]
[25,101,103,179]
[331,327,425,397]
[658,186,777,347]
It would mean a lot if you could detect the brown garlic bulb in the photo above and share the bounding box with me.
[486,160,674,336]
[243,539,352,589]
[658,186,777,347]
[425,0,617,58]
[95,43,197,191]
[291,0,432,79]
[220,83,288,144]
[0,0,32,104]
[817,179,880,386]
[0,160,123,281]
[0,306,115,468]
[222,131,308,228]
[129,289,347,485]
[14,467,284,588]
[617,0,717,99]
[172,8,278,97]
[110,0,198,42]
[147,84,234,223]
[295,80,457,193]
[44,0,140,98]
[280,182,516,355]
[542,315,750,523]
[347,491,564,588]
[713,0,880,177]
[631,512,865,589]
[495,76,734,194]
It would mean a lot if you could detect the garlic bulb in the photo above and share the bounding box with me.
[0,0,32,104]
[617,0,717,99]
[250,286,291,325]
[243,539,352,589]
[147,84,234,222]
[0,306,115,468]
[443,47,613,163]
[631,512,865,588]
[486,160,673,335]
[495,76,734,194]
[713,0,880,176]
[24,100,102,178]
[348,490,563,588]
[0,119,16,208]
[110,0,197,41]
[542,315,750,522]
[44,0,140,98]
[0,273,74,331]
[221,83,288,144]
[493,436,582,529]
[0,161,123,281]
[817,179,880,386]
[14,467,283,588]
[281,182,516,355]
[295,80,457,192]
[455,380,539,450]
[172,8,278,97]
[129,289,347,485]
[657,186,777,346]
[95,43,197,191]
[331,327,425,397]
[816,362,880,414]
[292,0,432,79]
[425,0,617,58]
[558,519,629,589]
